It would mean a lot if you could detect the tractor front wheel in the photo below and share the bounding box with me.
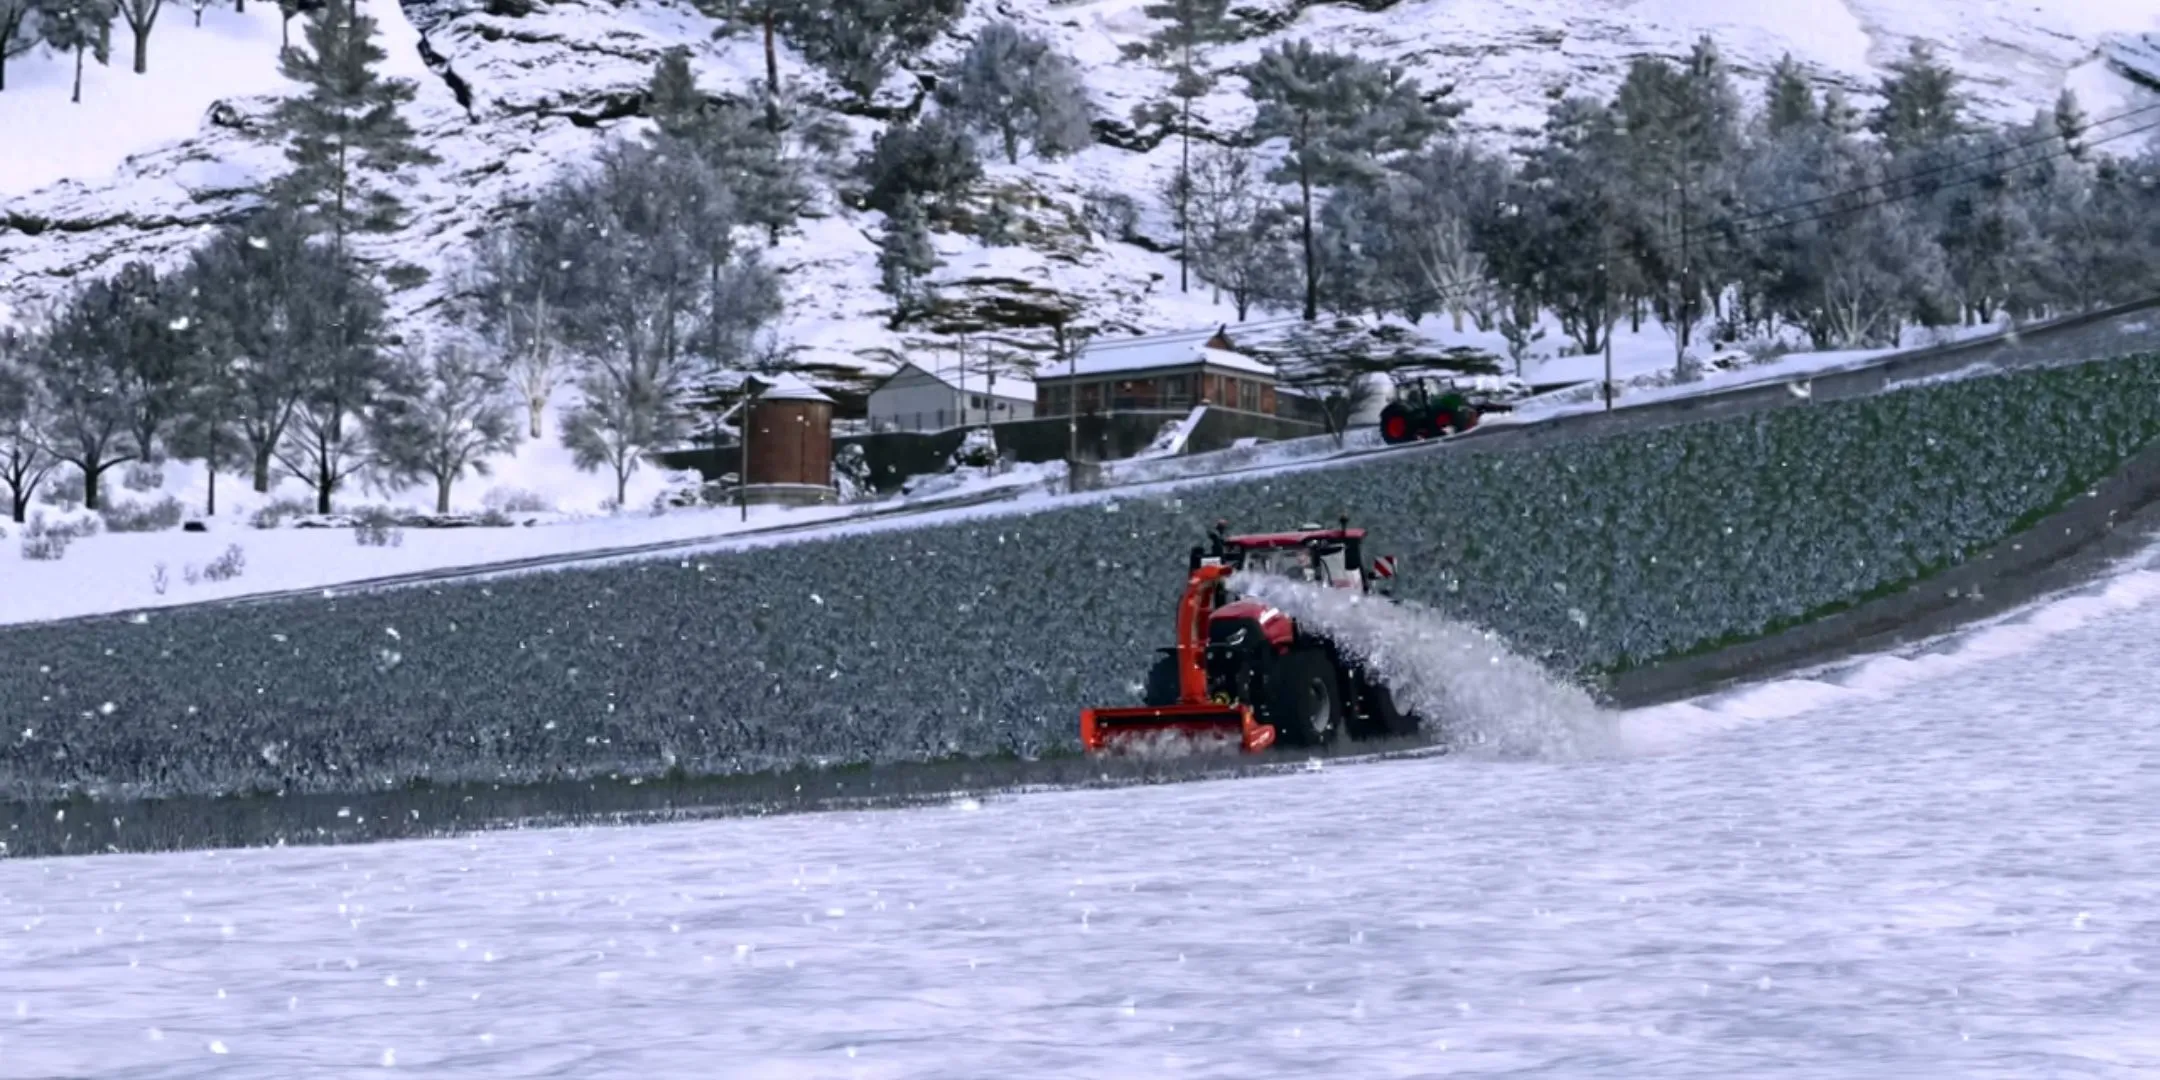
[1268,647,1345,747]
[1142,652,1179,706]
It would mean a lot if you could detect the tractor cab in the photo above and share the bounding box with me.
[1191,518,1392,594]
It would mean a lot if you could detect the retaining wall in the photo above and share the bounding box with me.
[5,352,2159,803]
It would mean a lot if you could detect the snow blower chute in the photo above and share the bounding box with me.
[1079,561,1279,754]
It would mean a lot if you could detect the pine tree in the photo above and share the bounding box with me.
[646,44,705,134]
[260,0,438,258]
[1244,39,1460,321]
[2054,87,2088,160]
[35,0,111,103]
[1868,40,1966,155]
[1761,52,1815,135]
[876,195,942,328]
[1137,0,1238,292]
[1611,36,1743,364]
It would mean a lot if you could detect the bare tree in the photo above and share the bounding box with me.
[114,0,157,73]
[1184,143,1295,319]
[0,332,55,522]
[467,228,572,439]
[373,338,522,513]
[1,0,39,91]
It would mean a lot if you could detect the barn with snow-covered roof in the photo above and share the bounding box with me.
[1034,327,1280,418]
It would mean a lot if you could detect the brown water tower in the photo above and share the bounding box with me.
[741,373,836,507]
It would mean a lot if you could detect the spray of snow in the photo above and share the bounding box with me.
[1230,574,1617,760]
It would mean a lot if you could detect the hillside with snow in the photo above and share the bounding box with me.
[5,0,2159,393]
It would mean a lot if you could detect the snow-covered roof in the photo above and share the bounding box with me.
[878,361,1038,403]
[751,372,835,403]
[1048,336,1277,380]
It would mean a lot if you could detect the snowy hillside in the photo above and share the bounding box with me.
[5,0,2158,395]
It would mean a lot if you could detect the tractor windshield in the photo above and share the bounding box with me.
[1239,547,1312,579]
[1235,544,1353,585]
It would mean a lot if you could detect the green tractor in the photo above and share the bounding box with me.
[1376,376,1509,444]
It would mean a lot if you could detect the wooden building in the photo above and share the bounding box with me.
[1034,327,1279,418]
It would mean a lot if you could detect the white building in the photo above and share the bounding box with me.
[866,360,1037,432]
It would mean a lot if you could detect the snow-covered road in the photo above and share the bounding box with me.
[5,568,2160,1077]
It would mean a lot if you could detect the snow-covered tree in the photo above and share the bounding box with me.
[1868,40,1968,156]
[82,260,190,463]
[0,330,54,522]
[876,194,942,328]
[1341,139,1510,331]
[465,223,571,440]
[373,338,522,513]
[858,111,981,215]
[270,256,394,514]
[643,48,838,246]
[35,0,112,103]
[1611,37,1744,366]
[1243,39,1461,320]
[936,21,1094,165]
[1759,52,1817,136]
[1183,142,1295,319]
[766,0,964,102]
[1502,94,1647,354]
[178,205,349,493]
[29,277,147,510]
[543,138,724,506]
[0,0,40,91]
[113,0,159,73]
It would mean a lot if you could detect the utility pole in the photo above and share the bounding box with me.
[1677,171,1692,376]
[1599,259,1613,412]
[739,385,754,521]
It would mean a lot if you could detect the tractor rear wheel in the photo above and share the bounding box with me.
[1268,647,1345,747]
[1363,678,1421,738]
[1378,402,1414,444]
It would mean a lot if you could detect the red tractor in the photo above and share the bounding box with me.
[1080,519,1423,755]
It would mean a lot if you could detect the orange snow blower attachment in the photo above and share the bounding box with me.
[1079,561,1279,755]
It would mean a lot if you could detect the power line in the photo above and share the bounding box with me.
[1072,100,2160,358]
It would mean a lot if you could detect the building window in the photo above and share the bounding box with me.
[971,395,984,408]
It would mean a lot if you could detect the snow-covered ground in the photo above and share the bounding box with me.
[5,544,2159,1076]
